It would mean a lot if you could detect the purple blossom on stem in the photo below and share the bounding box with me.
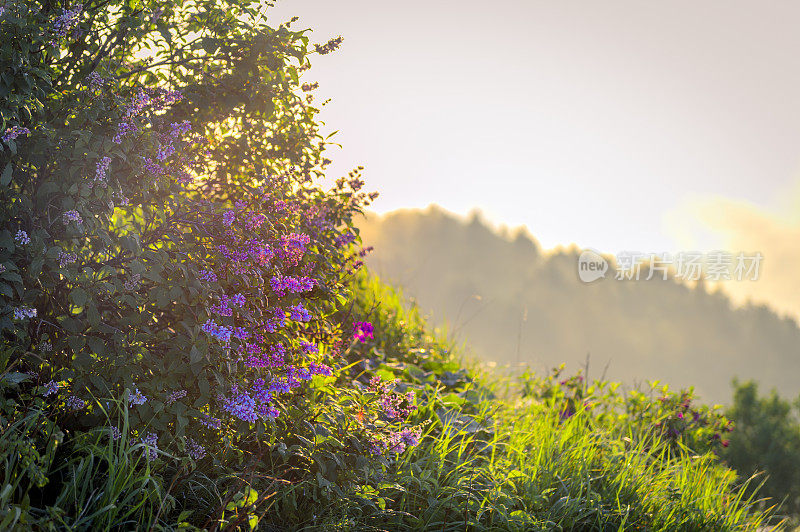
[14,230,30,245]
[353,321,374,342]
[13,306,37,320]
[58,251,77,268]
[65,395,85,411]
[127,388,147,406]
[186,437,206,459]
[42,380,60,397]
[140,432,158,461]
[62,210,82,225]
[2,125,31,143]
[289,303,312,322]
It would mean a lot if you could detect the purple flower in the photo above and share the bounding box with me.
[58,251,77,268]
[2,125,31,143]
[186,437,206,459]
[42,380,59,397]
[92,156,111,188]
[109,426,122,440]
[199,414,222,430]
[222,210,235,226]
[202,321,233,343]
[353,321,374,342]
[166,389,188,405]
[198,269,218,282]
[221,390,258,422]
[13,306,37,320]
[289,303,311,322]
[140,432,158,461]
[65,395,85,411]
[300,341,318,354]
[62,210,82,225]
[51,4,83,44]
[14,230,30,245]
[127,388,147,406]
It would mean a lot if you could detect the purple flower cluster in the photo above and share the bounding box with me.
[51,4,83,44]
[198,269,218,282]
[166,389,188,405]
[127,387,147,406]
[186,437,206,460]
[140,432,159,461]
[269,275,314,296]
[42,380,60,397]
[62,210,82,225]
[2,125,31,143]
[14,230,30,245]
[13,306,37,320]
[369,376,416,421]
[66,395,85,411]
[244,342,286,369]
[91,156,111,188]
[288,303,311,322]
[353,321,374,342]
[202,321,233,343]
[58,251,77,267]
[370,427,421,454]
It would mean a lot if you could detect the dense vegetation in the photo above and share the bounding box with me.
[359,207,800,403]
[0,1,790,530]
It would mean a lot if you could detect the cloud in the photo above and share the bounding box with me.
[668,186,800,323]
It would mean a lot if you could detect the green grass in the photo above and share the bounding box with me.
[329,273,778,531]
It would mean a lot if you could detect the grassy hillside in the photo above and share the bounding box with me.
[1,272,782,530]
[358,206,800,404]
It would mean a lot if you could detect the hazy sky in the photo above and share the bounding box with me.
[268,0,800,255]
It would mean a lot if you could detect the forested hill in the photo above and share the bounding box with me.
[358,206,800,403]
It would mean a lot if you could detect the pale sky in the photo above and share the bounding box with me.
[267,0,800,256]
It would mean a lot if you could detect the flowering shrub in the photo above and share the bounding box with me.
[0,0,418,485]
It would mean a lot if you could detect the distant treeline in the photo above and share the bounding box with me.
[358,206,800,403]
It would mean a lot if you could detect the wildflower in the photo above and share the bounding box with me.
[2,125,31,143]
[92,156,111,187]
[140,432,158,461]
[42,380,59,397]
[13,306,37,320]
[109,426,122,440]
[0,264,5,273]
[51,4,83,44]
[314,35,343,55]
[353,321,374,342]
[198,269,218,282]
[199,414,222,430]
[62,210,82,225]
[186,437,206,460]
[221,389,258,422]
[58,251,77,267]
[166,389,187,405]
[40,341,52,352]
[14,230,30,245]
[202,321,233,343]
[127,388,147,406]
[288,303,311,322]
[300,341,318,354]
[86,72,105,90]
[65,395,85,411]
[222,210,235,226]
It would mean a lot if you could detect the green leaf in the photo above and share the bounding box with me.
[69,287,88,307]
[1,162,11,187]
